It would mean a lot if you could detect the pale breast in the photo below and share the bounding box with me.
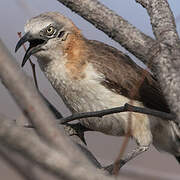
[39,59,149,136]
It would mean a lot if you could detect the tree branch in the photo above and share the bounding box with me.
[56,0,156,67]
[1,1,179,178]
[0,114,114,180]
[55,0,180,121]
[0,39,94,161]
[0,39,63,146]
[0,146,40,180]
[136,0,180,123]
[136,0,179,43]
[59,103,176,124]
[0,37,119,173]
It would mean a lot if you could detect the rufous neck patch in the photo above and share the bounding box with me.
[64,31,87,80]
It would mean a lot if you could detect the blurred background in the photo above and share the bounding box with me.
[0,0,180,179]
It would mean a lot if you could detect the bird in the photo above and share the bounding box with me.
[15,12,180,165]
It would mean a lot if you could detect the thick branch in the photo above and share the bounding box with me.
[0,40,63,147]
[0,114,113,180]
[55,0,180,115]
[0,38,107,172]
[56,0,156,66]
[0,146,40,180]
[136,0,179,44]
[55,0,180,121]
[0,39,94,165]
[136,0,180,122]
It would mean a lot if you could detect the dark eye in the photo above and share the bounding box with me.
[46,26,55,36]
[58,31,65,38]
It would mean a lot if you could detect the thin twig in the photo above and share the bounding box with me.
[112,117,131,175]
[59,103,176,124]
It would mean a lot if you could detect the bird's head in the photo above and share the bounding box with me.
[15,12,81,67]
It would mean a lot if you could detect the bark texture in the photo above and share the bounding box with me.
[56,0,180,122]
[136,0,180,121]
[57,0,156,66]
[0,0,180,179]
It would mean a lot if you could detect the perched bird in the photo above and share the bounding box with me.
[15,12,180,165]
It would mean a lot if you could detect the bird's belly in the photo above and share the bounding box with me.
[41,62,150,137]
[53,77,148,136]
[58,83,128,135]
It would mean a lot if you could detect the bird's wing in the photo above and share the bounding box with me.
[86,39,170,113]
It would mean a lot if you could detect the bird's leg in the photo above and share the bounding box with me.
[112,145,149,174]
[121,145,149,165]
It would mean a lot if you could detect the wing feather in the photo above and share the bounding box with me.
[86,39,170,113]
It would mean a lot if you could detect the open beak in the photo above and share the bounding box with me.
[15,33,46,67]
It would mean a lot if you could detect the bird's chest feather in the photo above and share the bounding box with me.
[41,60,113,111]
[39,59,148,136]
